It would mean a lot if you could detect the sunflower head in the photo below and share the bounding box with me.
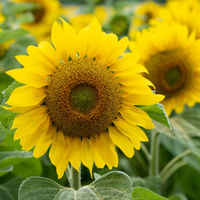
[129,22,200,116]
[110,14,129,36]
[12,0,61,42]
[157,0,200,38]
[3,17,164,179]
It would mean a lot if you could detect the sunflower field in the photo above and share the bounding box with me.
[1,0,200,199]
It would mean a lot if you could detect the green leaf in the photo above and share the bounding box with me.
[139,103,171,129]
[18,176,101,200]
[2,1,39,16]
[0,185,13,200]
[2,81,24,104]
[3,177,25,200]
[0,166,13,177]
[13,157,42,178]
[131,187,168,200]
[0,29,29,44]
[19,171,132,200]
[18,176,67,200]
[0,151,33,168]
[0,72,14,103]
[90,171,132,200]
[168,193,189,200]
[0,121,9,141]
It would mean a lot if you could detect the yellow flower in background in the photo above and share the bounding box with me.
[67,6,107,33]
[134,1,164,26]
[0,3,5,24]
[12,0,61,42]
[157,0,200,38]
[3,18,164,179]
[129,22,200,116]
[129,1,164,40]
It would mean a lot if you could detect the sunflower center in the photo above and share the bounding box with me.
[145,50,192,98]
[164,65,182,86]
[32,4,45,24]
[70,85,98,113]
[45,58,121,137]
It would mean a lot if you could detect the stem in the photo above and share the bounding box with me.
[149,131,160,176]
[161,160,187,183]
[141,143,151,161]
[66,165,81,190]
[71,166,81,190]
[160,150,191,179]
[65,165,72,188]
[135,151,148,173]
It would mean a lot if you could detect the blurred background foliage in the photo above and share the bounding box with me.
[1,0,200,200]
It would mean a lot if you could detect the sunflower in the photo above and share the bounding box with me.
[157,0,200,38]
[68,5,108,33]
[3,18,164,178]
[129,1,164,40]
[0,3,5,24]
[12,0,61,42]
[129,22,200,116]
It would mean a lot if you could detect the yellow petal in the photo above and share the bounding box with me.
[81,137,94,177]
[114,117,148,141]
[108,126,134,158]
[77,26,89,58]
[122,93,165,106]
[38,41,60,68]
[120,84,153,95]
[12,106,47,129]
[21,115,51,151]
[1,105,37,113]
[106,36,129,66]
[69,137,82,171]
[49,130,66,165]
[33,126,57,158]
[86,17,102,59]
[96,33,118,66]
[51,21,67,63]
[26,45,57,72]
[6,69,48,88]
[109,54,140,71]
[119,105,155,129]
[6,85,46,107]
[60,18,77,60]
[16,55,55,75]
[97,131,118,169]
[56,136,71,179]
[90,136,105,168]
[118,74,154,87]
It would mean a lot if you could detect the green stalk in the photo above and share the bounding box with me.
[160,150,191,180]
[149,131,160,176]
[161,160,187,183]
[141,143,151,161]
[135,151,148,173]
[66,165,81,190]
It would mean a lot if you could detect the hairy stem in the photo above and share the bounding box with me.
[160,150,191,180]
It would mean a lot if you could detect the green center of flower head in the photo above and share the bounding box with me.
[164,65,182,87]
[110,15,128,36]
[45,58,121,137]
[70,85,98,113]
[29,2,45,24]
[145,50,192,98]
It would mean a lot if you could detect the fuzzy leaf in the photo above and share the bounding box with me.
[0,151,33,169]
[90,171,132,200]
[0,166,13,177]
[139,103,171,129]
[0,29,29,44]
[19,171,132,200]
[132,187,168,200]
